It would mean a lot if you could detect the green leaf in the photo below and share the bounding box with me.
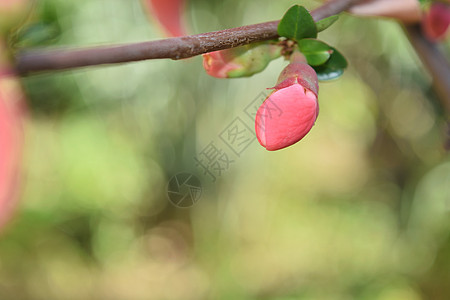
[304,52,331,66]
[418,0,432,9]
[278,5,317,41]
[225,42,282,78]
[313,47,347,81]
[298,39,332,66]
[298,39,331,53]
[315,15,339,32]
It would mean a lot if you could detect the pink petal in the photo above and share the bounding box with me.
[0,74,25,231]
[255,83,318,151]
[423,2,450,41]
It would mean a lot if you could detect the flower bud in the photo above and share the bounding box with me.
[422,2,450,41]
[202,43,281,78]
[275,61,319,97]
[255,62,319,151]
[0,42,26,231]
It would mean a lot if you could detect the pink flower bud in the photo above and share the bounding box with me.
[422,2,450,41]
[0,72,25,231]
[0,42,26,231]
[203,43,281,78]
[255,62,319,151]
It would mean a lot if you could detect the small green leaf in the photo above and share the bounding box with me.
[304,52,331,66]
[278,5,317,41]
[313,47,347,81]
[298,39,332,66]
[225,42,282,78]
[315,15,339,32]
[298,39,331,53]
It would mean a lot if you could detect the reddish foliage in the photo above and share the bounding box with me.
[143,0,188,37]
[0,72,25,231]
[202,51,242,78]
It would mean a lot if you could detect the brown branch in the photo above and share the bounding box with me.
[403,24,450,115]
[15,0,363,75]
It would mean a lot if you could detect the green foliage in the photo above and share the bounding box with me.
[297,39,347,80]
[315,15,339,32]
[223,42,282,78]
[278,5,345,81]
[277,5,317,40]
[297,39,332,66]
[313,47,348,81]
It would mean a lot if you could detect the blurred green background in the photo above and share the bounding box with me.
[1,0,449,299]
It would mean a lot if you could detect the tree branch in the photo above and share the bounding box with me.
[15,0,363,75]
[403,24,450,114]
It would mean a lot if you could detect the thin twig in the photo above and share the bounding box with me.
[15,0,363,75]
[404,24,450,114]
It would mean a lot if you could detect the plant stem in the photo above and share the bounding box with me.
[289,51,308,64]
[404,24,450,114]
[15,0,363,75]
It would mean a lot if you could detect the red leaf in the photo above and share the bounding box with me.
[0,72,26,232]
[142,0,188,37]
